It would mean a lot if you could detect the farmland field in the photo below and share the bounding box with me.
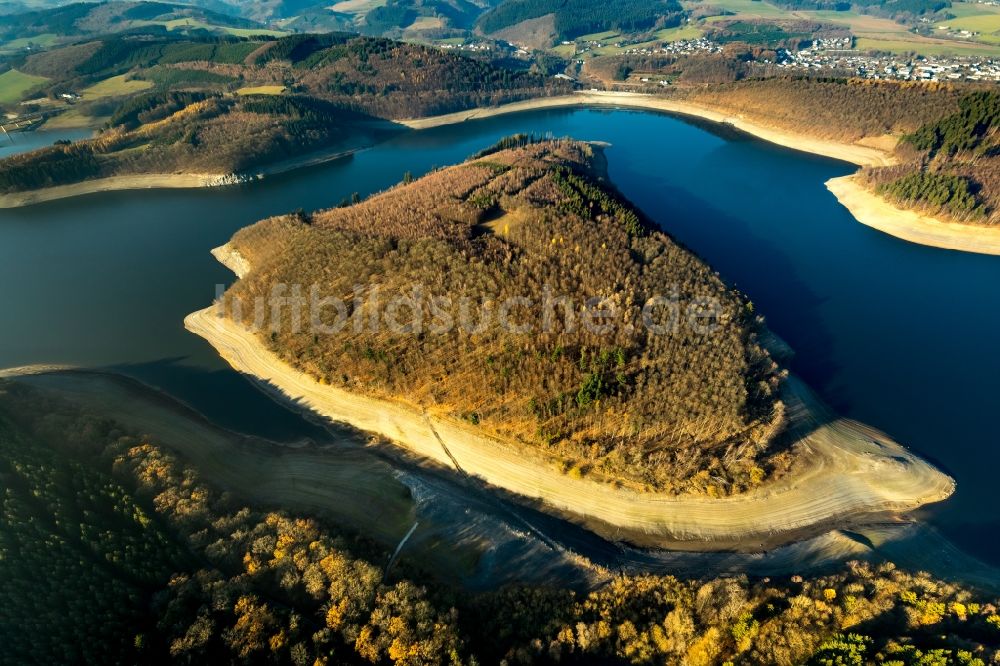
[654,25,705,41]
[236,85,285,95]
[157,18,286,37]
[0,33,58,54]
[80,74,154,100]
[0,69,49,105]
[936,3,1000,45]
[328,0,386,17]
[406,16,445,30]
[689,0,788,20]
[854,35,998,55]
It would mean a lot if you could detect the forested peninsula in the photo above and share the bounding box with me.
[187,138,952,550]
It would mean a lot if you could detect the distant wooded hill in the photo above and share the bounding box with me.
[476,0,684,42]
[0,33,568,192]
[0,1,279,44]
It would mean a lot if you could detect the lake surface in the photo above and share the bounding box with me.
[1,108,998,567]
[0,128,92,160]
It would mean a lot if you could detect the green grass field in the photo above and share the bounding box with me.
[0,69,49,105]
[592,38,661,55]
[933,2,1000,47]
[690,0,788,20]
[654,25,705,41]
[80,74,154,100]
[854,36,997,55]
[329,0,387,17]
[939,17,1000,31]
[687,0,1000,55]
[561,25,702,58]
[0,33,59,54]
[943,0,1000,19]
[42,107,106,130]
[405,16,444,30]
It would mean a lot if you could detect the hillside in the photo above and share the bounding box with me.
[477,0,685,44]
[1,31,564,113]
[221,138,787,495]
[0,33,567,196]
[0,93,384,195]
[665,79,967,143]
[0,1,282,47]
[858,90,1000,225]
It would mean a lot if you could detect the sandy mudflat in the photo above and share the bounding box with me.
[185,245,954,549]
[399,91,897,168]
[827,175,1000,256]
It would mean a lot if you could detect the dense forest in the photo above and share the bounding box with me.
[226,139,789,495]
[708,20,825,49]
[860,91,1000,224]
[250,34,569,118]
[361,0,493,34]
[585,48,753,85]
[476,0,684,42]
[5,32,564,115]
[2,378,999,664]
[905,91,1000,158]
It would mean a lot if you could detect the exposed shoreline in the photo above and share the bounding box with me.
[186,244,954,550]
[0,144,366,209]
[827,175,1000,256]
[8,366,996,589]
[7,91,994,257]
[400,91,899,168]
[405,91,1000,256]
[0,90,894,209]
[0,173,229,208]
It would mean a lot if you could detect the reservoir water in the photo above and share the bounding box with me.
[1,108,998,569]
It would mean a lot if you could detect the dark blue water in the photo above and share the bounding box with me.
[0,128,92,160]
[1,108,997,564]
